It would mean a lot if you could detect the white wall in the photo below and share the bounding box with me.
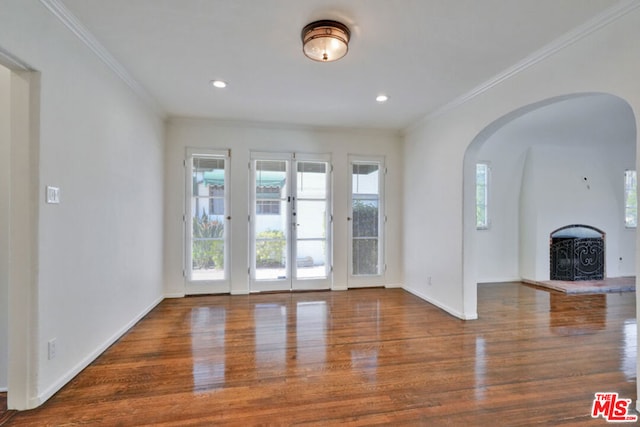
[165,119,403,296]
[474,141,527,283]
[0,0,165,408]
[519,144,634,281]
[0,64,10,391]
[403,6,640,321]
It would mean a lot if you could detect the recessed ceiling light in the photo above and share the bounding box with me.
[211,80,227,88]
[376,95,388,103]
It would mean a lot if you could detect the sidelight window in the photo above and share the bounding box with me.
[349,157,385,277]
[185,148,229,289]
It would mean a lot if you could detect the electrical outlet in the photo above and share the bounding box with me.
[427,276,432,286]
[48,338,57,360]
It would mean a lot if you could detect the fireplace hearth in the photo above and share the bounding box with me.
[550,225,605,281]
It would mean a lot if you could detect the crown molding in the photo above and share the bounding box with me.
[403,0,640,135]
[169,115,403,137]
[39,0,166,118]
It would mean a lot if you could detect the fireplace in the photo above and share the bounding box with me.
[550,225,605,281]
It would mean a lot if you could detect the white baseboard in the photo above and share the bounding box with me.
[477,277,522,284]
[230,289,249,295]
[34,294,164,407]
[0,387,7,392]
[402,286,477,320]
[385,283,403,289]
[164,292,185,298]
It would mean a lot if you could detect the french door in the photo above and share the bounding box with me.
[348,155,385,288]
[185,148,230,294]
[249,152,332,292]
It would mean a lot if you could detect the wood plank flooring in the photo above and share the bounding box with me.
[5,283,638,426]
[0,392,16,425]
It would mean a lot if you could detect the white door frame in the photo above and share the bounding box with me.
[1,46,40,410]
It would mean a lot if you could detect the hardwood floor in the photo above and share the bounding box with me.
[5,283,637,426]
[0,392,16,425]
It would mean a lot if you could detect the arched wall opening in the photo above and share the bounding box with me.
[463,92,637,308]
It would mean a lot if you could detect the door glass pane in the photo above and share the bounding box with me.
[255,160,288,280]
[352,199,378,238]
[297,162,327,199]
[352,163,380,276]
[296,200,326,239]
[353,238,378,275]
[191,157,225,281]
[296,240,327,278]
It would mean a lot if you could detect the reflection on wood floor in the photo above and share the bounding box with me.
[5,283,637,426]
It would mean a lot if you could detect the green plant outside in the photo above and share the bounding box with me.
[256,229,286,267]
[192,213,224,269]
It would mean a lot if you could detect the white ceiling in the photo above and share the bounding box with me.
[60,0,622,130]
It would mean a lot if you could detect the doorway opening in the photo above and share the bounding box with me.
[0,61,10,404]
[463,92,637,314]
[0,47,41,410]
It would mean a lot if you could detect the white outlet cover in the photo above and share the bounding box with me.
[48,338,56,360]
[46,186,60,204]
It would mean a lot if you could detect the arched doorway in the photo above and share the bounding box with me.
[463,93,637,311]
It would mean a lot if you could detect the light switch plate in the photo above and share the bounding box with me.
[46,186,60,204]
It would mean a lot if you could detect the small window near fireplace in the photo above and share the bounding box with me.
[476,163,489,229]
[624,170,636,228]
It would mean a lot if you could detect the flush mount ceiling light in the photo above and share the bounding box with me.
[301,20,350,62]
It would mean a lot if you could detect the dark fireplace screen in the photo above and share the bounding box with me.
[550,226,605,281]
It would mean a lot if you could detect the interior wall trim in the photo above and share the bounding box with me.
[39,0,166,118]
[0,46,32,71]
[404,0,640,135]
[402,285,478,320]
